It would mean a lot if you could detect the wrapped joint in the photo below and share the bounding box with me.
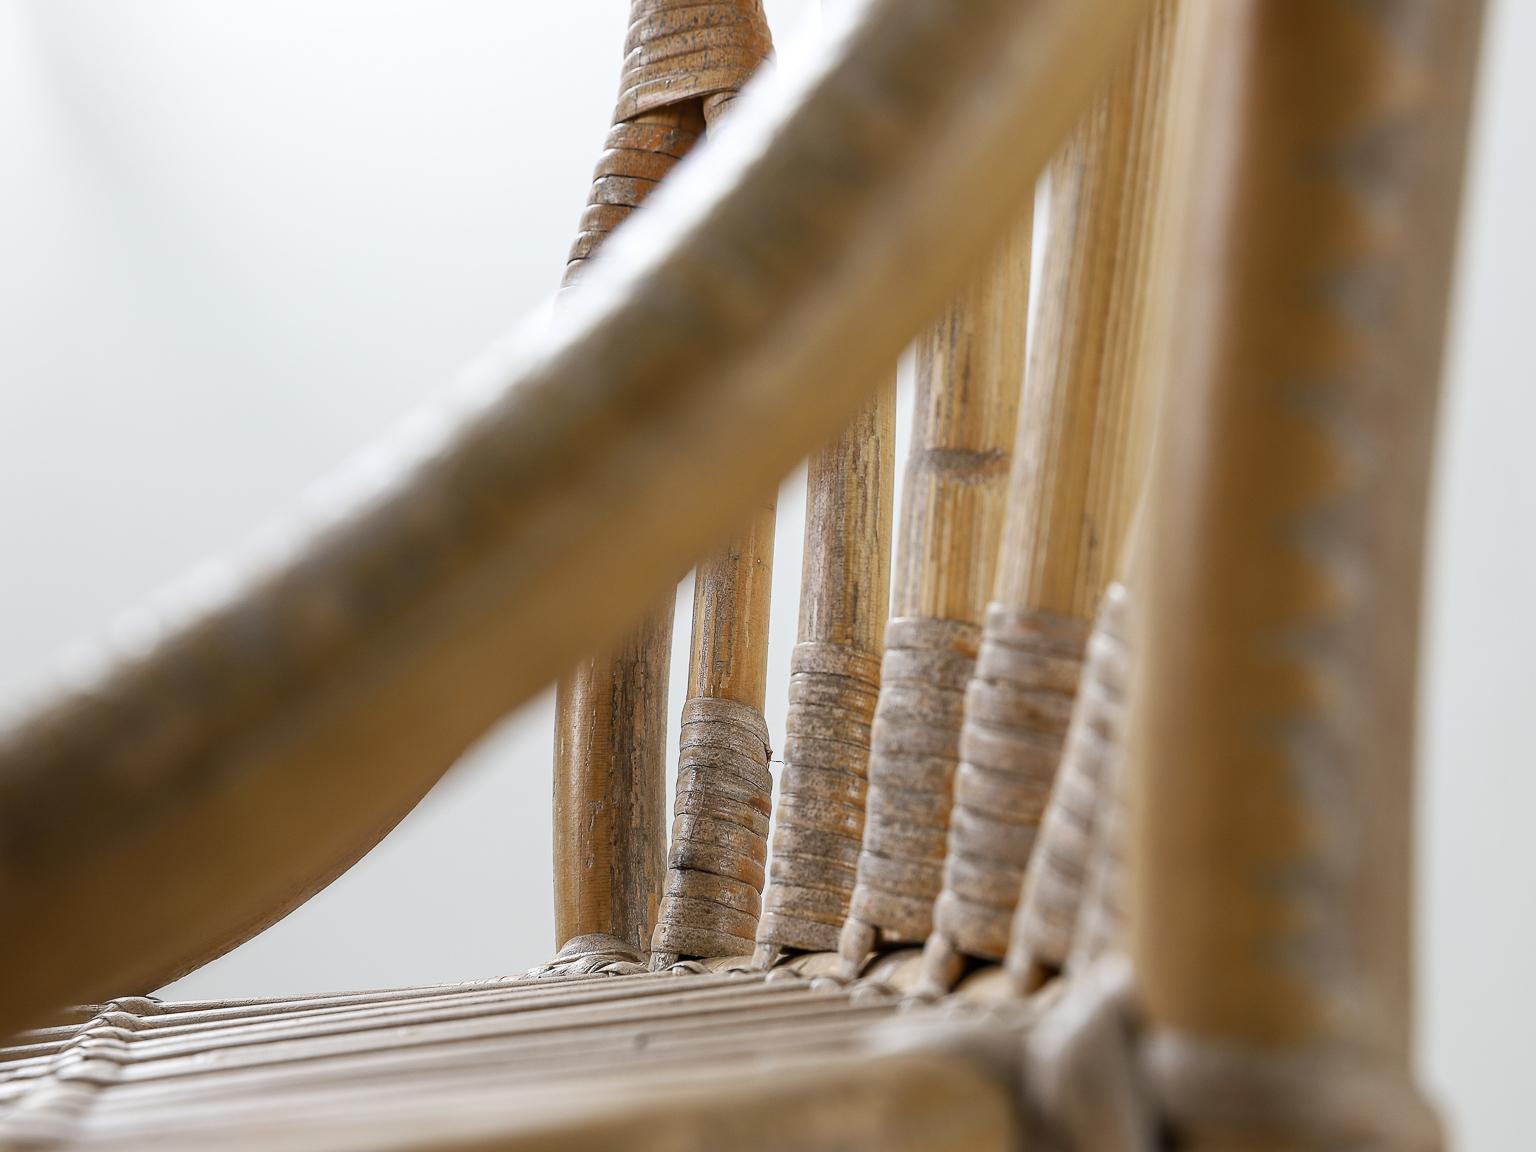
[615,1,773,124]
[563,109,705,287]
[756,642,881,957]
[1007,582,1132,989]
[840,618,980,969]
[928,604,1089,971]
[651,697,772,965]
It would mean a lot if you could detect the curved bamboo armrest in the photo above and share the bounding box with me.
[0,0,1150,1034]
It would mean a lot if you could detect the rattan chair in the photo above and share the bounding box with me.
[0,0,1483,1147]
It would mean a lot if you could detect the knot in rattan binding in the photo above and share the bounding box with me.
[1008,582,1132,988]
[839,617,979,971]
[755,642,881,959]
[928,605,1089,974]
[651,697,772,966]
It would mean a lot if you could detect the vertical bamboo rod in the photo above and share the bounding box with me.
[1132,0,1484,1143]
[925,2,1180,989]
[755,380,897,963]
[553,606,675,956]
[651,498,778,966]
[554,1,773,957]
[837,213,1031,972]
[926,5,1178,985]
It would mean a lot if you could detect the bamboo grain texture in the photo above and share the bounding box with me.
[1132,0,1484,1140]
[652,496,778,963]
[756,380,897,960]
[555,0,773,958]
[935,2,1180,976]
[839,214,1031,968]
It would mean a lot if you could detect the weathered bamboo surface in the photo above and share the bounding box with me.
[838,215,1030,970]
[927,2,1178,982]
[1132,0,1484,1143]
[555,0,773,958]
[554,609,673,954]
[652,495,778,964]
[914,21,1170,984]
[0,0,1153,1032]
[757,379,897,961]
[0,969,1024,1151]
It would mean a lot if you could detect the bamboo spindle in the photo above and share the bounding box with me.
[922,5,1177,989]
[754,381,897,964]
[555,0,772,957]
[837,215,1030,974]
[651,498,778,966]
[1132,0,1484,1144]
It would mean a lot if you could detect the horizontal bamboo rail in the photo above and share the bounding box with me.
[0,0,1152,1034]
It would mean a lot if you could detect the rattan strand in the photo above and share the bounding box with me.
[757,644,881,954]
[1005,582,1131,988]
[652,699,774,961]
[930,606,1088,966]
[840,618,979,965]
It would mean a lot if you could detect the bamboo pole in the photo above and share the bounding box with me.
[553,1,771,958]
[755,378,897,962]
[1132,0,1484,1143]
[651,491,778,965]
[837,214,1031,972]
[922,4,1178,988]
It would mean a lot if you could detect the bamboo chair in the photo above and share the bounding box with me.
[0,0,1484,1147]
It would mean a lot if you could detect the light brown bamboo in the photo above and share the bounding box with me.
[1132,0,1484,1144]
[755,379,897,962]
[838,213,1030,972]
[553,614,672,953]
[923,5,1178,986]
[50,1049,1019,1152]
[650,490,778,964]
[0,0,1153,1034]
[553,2,770,958]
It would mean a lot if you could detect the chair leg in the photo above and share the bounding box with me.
[1131,0,1485,1144]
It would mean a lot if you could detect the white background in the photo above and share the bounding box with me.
[0,2,1529,1145]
